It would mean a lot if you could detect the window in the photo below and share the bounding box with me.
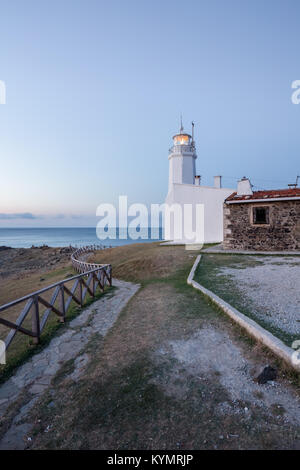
[252,206,269,225]
[173,135,190,145]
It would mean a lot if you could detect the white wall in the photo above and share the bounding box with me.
[168,148,196,191]
[165,183,234,243]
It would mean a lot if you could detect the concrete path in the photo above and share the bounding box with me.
[0,279,140,450]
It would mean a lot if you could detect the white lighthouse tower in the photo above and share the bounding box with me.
[165,119,234,244]
[168,119,197,191]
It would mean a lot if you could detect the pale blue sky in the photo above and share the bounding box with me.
[0,0,299,226]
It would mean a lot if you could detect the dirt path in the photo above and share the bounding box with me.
[0,243,299,449]
[0,279,139,449]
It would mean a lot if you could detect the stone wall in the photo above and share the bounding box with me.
[223,200,300,250]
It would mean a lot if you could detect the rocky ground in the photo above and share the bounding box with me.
[0,246,73,281]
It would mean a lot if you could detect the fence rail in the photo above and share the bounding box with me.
[71,244,107,273]
[0,245,112,351]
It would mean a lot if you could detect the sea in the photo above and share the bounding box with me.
[0,227,164,249]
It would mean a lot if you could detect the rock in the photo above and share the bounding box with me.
[59,247,72,254]
[0,246,12,251]
[29,383,48,395]
[256,365,277,384]
[0,423,32,450]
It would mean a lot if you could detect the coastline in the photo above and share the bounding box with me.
[0,227,163,249]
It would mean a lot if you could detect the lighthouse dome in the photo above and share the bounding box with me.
[172,133,192,146]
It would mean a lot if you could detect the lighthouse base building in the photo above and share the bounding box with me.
[164,122,233,244]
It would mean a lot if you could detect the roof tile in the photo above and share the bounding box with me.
[226,188,300,202]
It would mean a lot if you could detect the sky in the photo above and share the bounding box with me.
[0,0,299,227]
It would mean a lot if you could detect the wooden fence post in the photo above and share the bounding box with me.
[79,279,83,307]
[0,246,113,352]
[32,295,40,344]
[59,284,65,322]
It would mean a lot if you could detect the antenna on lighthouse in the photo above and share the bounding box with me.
[180,114,184,133]
[192,121,195,142]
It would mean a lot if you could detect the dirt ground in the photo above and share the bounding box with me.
[0,246,73,303]
[0,246,75,377]
[15,243,299,450]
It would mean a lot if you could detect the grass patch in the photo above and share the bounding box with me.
[194,254,298,346]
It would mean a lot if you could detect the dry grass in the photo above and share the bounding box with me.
[90,242,193,283]
[0,247,73,302]
[24,242,300,450]
[0,242,182,381]
[0,247,75,342]
[0,248,86,381]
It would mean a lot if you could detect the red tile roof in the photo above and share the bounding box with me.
[226,188,300,202]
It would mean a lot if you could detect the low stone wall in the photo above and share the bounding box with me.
[223,200,300,251]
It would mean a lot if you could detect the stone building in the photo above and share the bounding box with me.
[223,178,300,251]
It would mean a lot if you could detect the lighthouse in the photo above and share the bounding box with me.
[168,120,197,191]
[165,119,234,244]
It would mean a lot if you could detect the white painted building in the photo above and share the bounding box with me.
[165,122,234,244]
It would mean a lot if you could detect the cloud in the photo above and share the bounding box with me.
[0,212,41,220]
[71,214,85,219]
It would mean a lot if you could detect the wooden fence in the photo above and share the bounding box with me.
[0,246,112,351]
[71,244,107,273]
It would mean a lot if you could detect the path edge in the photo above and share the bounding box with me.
[187,255,300,374]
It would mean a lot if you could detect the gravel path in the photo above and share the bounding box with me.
[0,279,140,449]
[217,257,300,336]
